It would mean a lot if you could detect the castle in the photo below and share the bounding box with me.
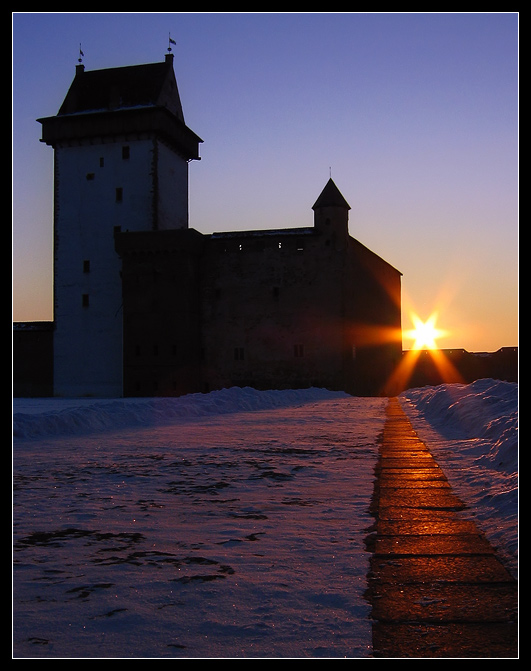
[18,54,405,397]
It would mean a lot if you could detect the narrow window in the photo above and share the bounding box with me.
[294,344,304,358]
[273,286,280,299]
[234,347,245,361]
[122,145,130,160]
[99,157,105,167]
[82,294,89,307]
[83,259,90,273]
[115,187,123,202]
[86,172,95,181]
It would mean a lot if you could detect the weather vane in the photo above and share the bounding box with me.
[78,43,84,64]
[168,33,176,53]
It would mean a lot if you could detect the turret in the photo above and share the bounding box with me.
[312,178,351,242]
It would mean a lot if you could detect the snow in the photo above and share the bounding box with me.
[398,379,518,578]
[12,381,517,658]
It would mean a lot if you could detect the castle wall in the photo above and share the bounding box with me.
[115,217,403,397]
[343,239,403,394]
[200,229,347,392]
[13,322,54,397]
[116,229,204,396]
[51,136,192,396]
[156,141,189,230]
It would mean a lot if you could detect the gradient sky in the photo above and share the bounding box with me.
[12,12,518,352]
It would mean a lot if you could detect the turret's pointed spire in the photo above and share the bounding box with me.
[312,178,351,211]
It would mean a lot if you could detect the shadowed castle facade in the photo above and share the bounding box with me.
[115,178,403,396]
[31,54,403,397]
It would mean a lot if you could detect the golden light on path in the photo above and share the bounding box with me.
[404,312,448,350]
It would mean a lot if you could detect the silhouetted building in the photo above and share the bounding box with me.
[37,54,202,396]
[16,54,407,397]
[115,178,403,396]
[13,322,54,397]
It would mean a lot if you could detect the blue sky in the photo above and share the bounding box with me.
[12,12,518,351]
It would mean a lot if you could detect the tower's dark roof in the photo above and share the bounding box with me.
[39,54,202,159]
[312,178,351,210]
[58,54,185,122]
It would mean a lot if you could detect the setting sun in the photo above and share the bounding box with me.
[405,312,448,350]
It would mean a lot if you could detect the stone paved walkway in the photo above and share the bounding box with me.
[366,398,518,658]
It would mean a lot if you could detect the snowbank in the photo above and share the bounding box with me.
[400,378,518,576]
[400,378,517,472]
[13,387,349,440]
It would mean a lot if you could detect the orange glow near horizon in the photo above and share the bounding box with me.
[403,312,448,350]
[380,307,464,394]
[383,345,464,395]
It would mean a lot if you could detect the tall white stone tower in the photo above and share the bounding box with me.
[38,54,202,396]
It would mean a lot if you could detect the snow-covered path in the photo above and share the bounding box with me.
[12,381,517,658]
[13,393,385,658]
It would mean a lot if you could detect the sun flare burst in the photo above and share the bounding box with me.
[404,312,448,350]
